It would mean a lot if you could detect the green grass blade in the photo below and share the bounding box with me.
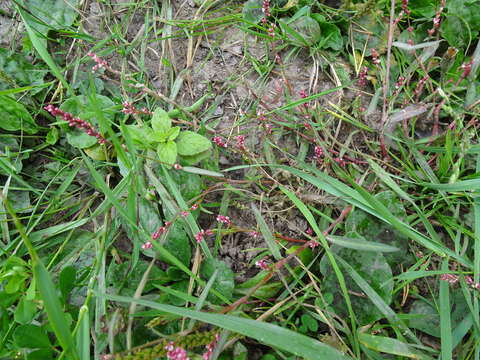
[252,204,282,260]
[278,185,358,355]
[358,333,434,360]
[101,293,353,360]
[439,259,453,360]
[326,235,399,252]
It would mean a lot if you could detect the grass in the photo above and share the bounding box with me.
[1,0,480,359]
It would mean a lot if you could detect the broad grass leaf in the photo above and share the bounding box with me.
[103,293,353,360]
[0,95,39,134]
[358,333,433,359]
[176,131,212,156]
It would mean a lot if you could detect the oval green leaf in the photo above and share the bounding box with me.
[176,131,212,156]
[157,141,177,166]
[151,107,171,134]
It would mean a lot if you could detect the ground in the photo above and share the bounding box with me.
[1,0,480,359]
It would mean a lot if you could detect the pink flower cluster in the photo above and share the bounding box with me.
[152,221,172,240]
[202,334,220,360]
[44,105,107,144]
[216,215,231,226]
[195,229,214,243]
[358,67,368,88]
[235,135,246,151]
[87,52,108,72]
[313,146,324,161]
[440,274,480,290]
[370,48,380,65]
[165,342,189,360]
[121,101,152,115]
[213,136,228,148]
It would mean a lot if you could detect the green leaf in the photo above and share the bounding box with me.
[179,149,212,165]
[311,14,343,51]
[125,125,153,148]
[14,298,37,324]
[441,16,472,48]
[61,95,114,149]
[289,16,321,46]
[102,293,354,360]
[0,95,38,134]
[157,141,178,166]
[13,324,51,349]
[201,259,235,304]
[408,300,441,337]
[320,247,393,325]
[167,126,181,141]
[151,107,172,134]
[46,126,59,145]
[242,0,264,24]
[34,262,78,358]
[59,266,76,300]
[0,48,46,92]
[326,234,399,252]
[176,131,212,156]
[358,333,433,359]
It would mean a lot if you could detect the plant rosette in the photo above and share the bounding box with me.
[126,108,212,167]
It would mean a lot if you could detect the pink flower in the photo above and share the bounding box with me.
[202,334,220,360]
[190,204,199,210]
[87,52,108,72]
[142,242,153,250]
[249,231,259,238]
[173,163,183,170]
[165,342,189,360]
[370,48,380,65]
[213,136,228,148]
[255,259,269,270]
[440,273,459,284]
[181,211,189,217]
[307,240,319,249]
[235,135,246,150]
[195,231,205,243]
[305,227,313,236]
[121,101,152,115]
[216,215,231,225]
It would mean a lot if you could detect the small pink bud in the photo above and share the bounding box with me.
[216,215,231,225]
[190,204,199,210]
[181,211,189,217]
[255,259,269,270]
[142,242,153,250]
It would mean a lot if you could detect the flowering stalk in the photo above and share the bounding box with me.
[121,101,153,115]
[87,52,108,72]
[427,0,446,36]
[44,105,107,144]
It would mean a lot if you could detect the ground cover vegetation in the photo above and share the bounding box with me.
[0,0,480,358]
